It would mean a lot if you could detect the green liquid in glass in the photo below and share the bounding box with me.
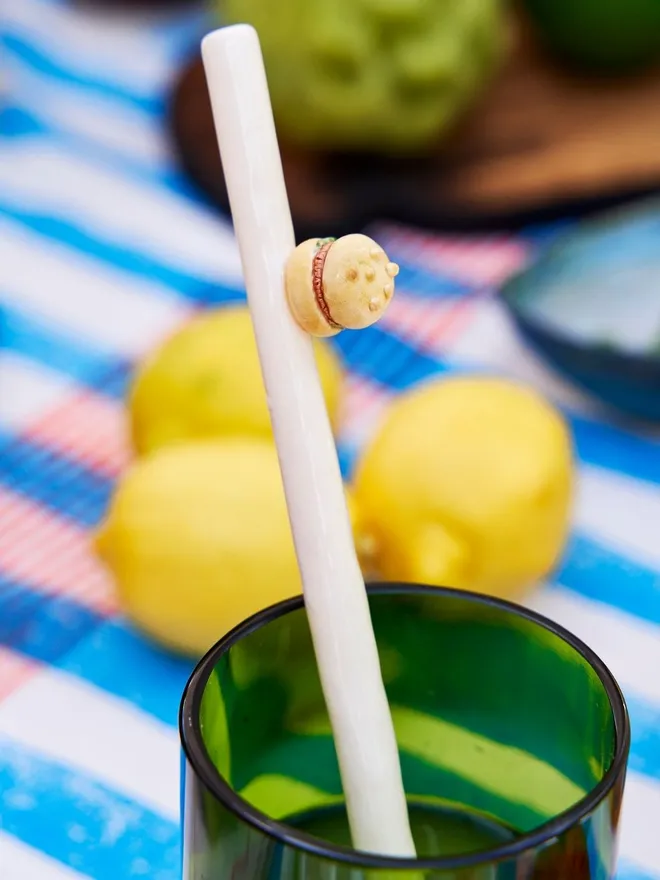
[287,802,520,858]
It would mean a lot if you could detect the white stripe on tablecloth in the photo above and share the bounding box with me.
[576,466,660,571]
[442,297,608,416]
[525,585,660,706]
[0,353,74,431]
[521,587,660,877]
[0,216,190,358]
[2,0,172,99]
[0,833,92,880]
[0,142,242,285]
[620,773,660,877]
[0,669,179,821]
[6,62,170,168]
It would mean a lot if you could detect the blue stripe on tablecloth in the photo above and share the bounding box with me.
[0,206,242,305]
[0,737,179,880]
[393,261,472,298]
[0,433,113,528]
[0,303,131,390]
[618,864,660,880]
[0,103,178,189]
[55,620,195,728]
[521,220,575,250]
[335,441,358,481]
[150,8,210,61]
[0,574,102,663]
[101,364,134,401]
[0,106,44,138]
[334,324,447,389]
[13,0,210,61]
[0,571,191,728]
[627,698,660,780]
[0,98,216,208]
[558,534,660,627]
[0,34,162,116]
[571,416,660,487]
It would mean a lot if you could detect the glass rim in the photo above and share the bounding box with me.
[180,583,630,871]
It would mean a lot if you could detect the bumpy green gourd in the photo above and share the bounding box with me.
[217,0,506,154]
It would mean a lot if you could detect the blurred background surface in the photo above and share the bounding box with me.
[0,1,659,878]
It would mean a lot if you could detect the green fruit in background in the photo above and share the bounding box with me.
[524,0,660,72]
[217,0,507,154]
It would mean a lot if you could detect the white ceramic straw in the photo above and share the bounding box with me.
[201,24,415,858]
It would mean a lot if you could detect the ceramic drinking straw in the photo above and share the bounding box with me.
[201,24,416,858]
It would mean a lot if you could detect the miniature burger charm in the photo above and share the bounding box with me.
[285,233,399,337]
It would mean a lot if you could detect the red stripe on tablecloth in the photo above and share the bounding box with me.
[0,488,117,614]
[25,393,130,479]
[338,376,393,448]
[375,224,530,288]
[381,294,460,349]
[380,289,485,355]
[0,646,40,701]
[381,293,445,341]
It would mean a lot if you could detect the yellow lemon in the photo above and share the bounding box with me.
[95,439,362,656]
[353,376,573,600]
[129,306,344,455]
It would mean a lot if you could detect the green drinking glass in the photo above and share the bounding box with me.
[180,584,630,879]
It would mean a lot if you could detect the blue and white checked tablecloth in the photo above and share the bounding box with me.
[1,1,660,878]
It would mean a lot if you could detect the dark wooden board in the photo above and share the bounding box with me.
[167,12,660,239]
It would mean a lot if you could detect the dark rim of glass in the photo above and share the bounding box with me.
[180,583,630,871]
